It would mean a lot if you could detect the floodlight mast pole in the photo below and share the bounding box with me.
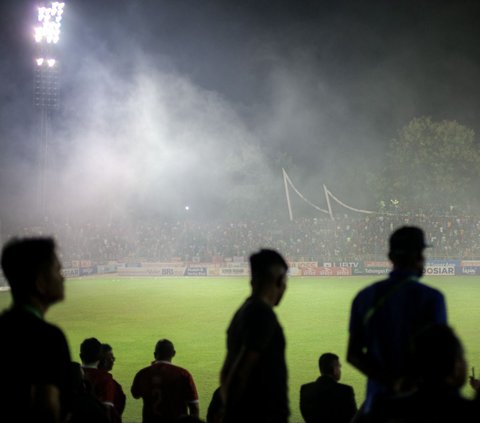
[33,2,64,218]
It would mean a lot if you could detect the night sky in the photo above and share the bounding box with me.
[1,0,480,223]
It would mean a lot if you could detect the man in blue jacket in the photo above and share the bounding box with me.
[347,226,447,413]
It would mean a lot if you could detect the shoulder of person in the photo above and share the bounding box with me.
[336,382,355,393]
[134,365,152,376]
[300,381,317,391]
[243,298,276,319]
[100,369,114,380]
[352,282,379,304]
[416,282,445,297]
[171,363,194,377]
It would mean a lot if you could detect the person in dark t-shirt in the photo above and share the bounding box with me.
[220,249,289,423]
[0,237,72,423]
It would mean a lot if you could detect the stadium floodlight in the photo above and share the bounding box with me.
[35,58,57,67]
[34,2,65,44]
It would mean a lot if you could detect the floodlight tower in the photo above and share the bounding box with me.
[33,2,65,216]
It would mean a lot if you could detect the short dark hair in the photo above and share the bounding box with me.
[249,249,288,284]
[319,353,339,375]
[155,339,175,360]
[101,343,112,354]
[80,337,102,364]
[1,237,56,301]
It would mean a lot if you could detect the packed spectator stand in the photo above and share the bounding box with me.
[3,211,480,265]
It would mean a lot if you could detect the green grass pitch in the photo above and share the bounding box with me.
[1,275,480,423]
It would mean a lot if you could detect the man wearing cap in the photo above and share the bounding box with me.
[347,226,447,413]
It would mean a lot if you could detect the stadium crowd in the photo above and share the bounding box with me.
[3,212,480,263]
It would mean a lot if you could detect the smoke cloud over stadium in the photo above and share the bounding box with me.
[1,0,480,226]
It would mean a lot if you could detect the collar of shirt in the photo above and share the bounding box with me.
[17,304,43,320]
[152,360,172,365]
[389,269,419,281]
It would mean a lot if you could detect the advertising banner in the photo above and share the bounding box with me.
[351,263,366,275]
[288,267,302,276]
[362,267,390,275]
[96,264,117,274]
[220,266,248,276]
[459,266,480,275]
[322,262,361,269]
[358,261,390,275]
[424,264,456,276]
[222,262,250,268]
[207,267,221,276]
[118,266,187,276]
[427,260,460,266]
[184,266,208,276]
[461,260,480,267]
[62,267,79,278]
[159,267,187,276]
[364,261,390,268]
[460,261,480,275]
[79,267,96,276]
[296,261,319,268]
[292,262,318,274]
[142,262,186,268]
[118,267,147,276]
[301,267,352,276]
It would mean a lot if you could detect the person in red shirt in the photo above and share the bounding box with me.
[131,339,199,423]
[99,343,126,419]
[80,337,120,423]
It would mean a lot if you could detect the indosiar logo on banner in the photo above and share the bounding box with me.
[424,260,458,276]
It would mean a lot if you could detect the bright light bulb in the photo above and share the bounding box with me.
[34,28,43,42]
[36,58,44,66]
[38,7,46,21]
[35,2,65,43]
[47,59,56,67]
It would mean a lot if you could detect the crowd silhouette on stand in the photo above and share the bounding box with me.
[4,212,480,263]
[1,228,480,422]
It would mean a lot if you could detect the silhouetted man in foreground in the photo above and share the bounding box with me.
[300,353,357,423]
[220,249,289,423]
[347,226,447,413]
[0,237,71,423]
